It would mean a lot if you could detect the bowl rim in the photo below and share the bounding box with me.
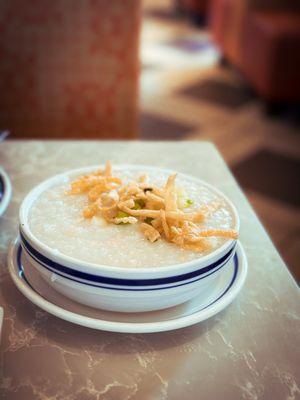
[0,166,12,218]
[19,164,240,277]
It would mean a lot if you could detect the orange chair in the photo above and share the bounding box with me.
[0,0,140,139]
[210,0,300,102]
[242,12,300,101]
[210,0,249,68]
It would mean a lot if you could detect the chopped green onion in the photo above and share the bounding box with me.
[117,211,130,219]
[133,199,145,209]
[116,210,130,224]
[185,199,194,207]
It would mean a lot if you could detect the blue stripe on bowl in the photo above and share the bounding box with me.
[22,237,233,289]
[17,245,238,292]
[21,244,233,291]
[17,243,239,301]
[20,232,236,289]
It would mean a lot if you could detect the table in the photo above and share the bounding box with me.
[0,141,299,400]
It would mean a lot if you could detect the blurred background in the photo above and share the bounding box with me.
[0,0,299,280]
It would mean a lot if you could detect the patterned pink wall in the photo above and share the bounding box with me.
[0,0,140,138]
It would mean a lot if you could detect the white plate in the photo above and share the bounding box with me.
[0,167,12,217]
[8,238,248,333]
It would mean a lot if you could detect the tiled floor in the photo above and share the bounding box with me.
[233,149,300,208]
[140,112,194,140]
[178,78,255,109]
[139,0,300,281]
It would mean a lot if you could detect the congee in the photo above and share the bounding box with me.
[28,163,238,268]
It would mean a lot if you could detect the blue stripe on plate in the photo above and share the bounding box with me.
[200,255,238,311]
[20,232,236,287]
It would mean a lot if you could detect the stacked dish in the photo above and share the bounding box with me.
[16,165,244,316]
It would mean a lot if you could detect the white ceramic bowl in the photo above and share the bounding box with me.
[19,165,240,312]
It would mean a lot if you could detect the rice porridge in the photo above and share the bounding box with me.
[27,168,237,268]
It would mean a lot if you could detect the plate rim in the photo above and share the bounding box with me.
[7,237,248,333]
[0,167,12,217]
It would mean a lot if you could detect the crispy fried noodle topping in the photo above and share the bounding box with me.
[68,161,238,251]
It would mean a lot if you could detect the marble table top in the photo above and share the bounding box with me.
[0,141,299,400]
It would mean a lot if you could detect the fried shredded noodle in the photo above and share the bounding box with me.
[68,161,238,251]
